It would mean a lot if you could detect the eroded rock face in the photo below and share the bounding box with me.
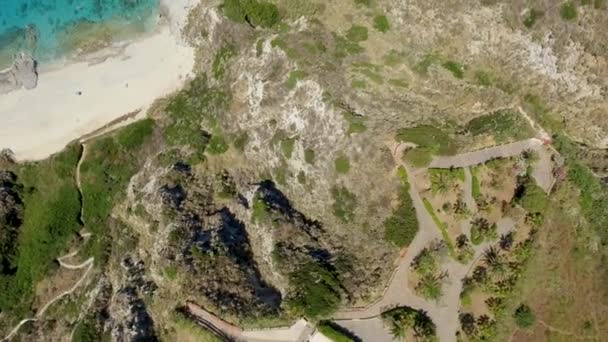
[0,53,38,94]
[0,171,23,276]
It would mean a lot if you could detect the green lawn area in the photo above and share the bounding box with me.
[395,125,456,156]
[466,110,535,143]
[0,144,82,318]
[384,166,419,247]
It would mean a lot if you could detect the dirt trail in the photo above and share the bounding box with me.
[2,143,93,342]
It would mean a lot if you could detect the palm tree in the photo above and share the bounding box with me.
[389,321,407,341]
[483,246,506,275]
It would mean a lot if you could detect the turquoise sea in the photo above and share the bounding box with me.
[0,0,160,68]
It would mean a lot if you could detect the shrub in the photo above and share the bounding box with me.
[560,2,578,20]
[223,0,280,28]
[331,186,357,222]
[286,70,307,89]
[304,149,315,164]
[523,8,543,28]
[317,322,355,342]
[373,15,390,32]
[514,304,535,328]
[207,134,229,155]
[346,25,369,42]
[116,118,155,149]
[335,156,351,174]
[384,168,419,247]
[342,111,367,135]
[466,110,535,143]
[286,261,341,319]
[442,60,465,79]
[280,138,296,158]
[515,179,548,214]
[212,45,237,79]
[395,125,455,155]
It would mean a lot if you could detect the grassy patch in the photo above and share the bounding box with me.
[304,148,315,164]
[466,110,535,143]
[423,199,456,257]
[442,60,465,79]
[384,167,419,247]
[429,168,465,194]
[358,68,383,84]
[351,79,367,89]
[223,0,281,28]
[81,119,156,260]
[172,311,222,341]
[388,79,408,88]
[334,156,351,174]
[164,75,229,162]
[342,111,367,135]
[333,34,364,58]
[396,125,455,155]
[346,25,368,42]
[317,322,355,342]
[472,170,481,200]
[280,138,296,159]
[403,148,432,168]
[331,186,357,223]
[0,145,82,316]
[414,53,440,74]
[523,94,564,133]
[354,0,372,7]
[286,70,307,89]
[474,70,514,93]
[523,8,543,28]
[212,44,237,79]
[514,179,548,214]
[560,2,578,20]
[514,304,535,328]
[373,15,390,32]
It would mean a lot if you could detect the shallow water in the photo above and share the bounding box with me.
[0,0,159,68]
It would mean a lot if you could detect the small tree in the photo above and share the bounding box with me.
[514,304,535,328]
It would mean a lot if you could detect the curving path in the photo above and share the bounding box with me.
[429,138,543,169]
[334,139,542,342]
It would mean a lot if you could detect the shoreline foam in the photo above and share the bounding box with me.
[0,0,199,162]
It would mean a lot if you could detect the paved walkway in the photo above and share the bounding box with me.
[429,139,543,169]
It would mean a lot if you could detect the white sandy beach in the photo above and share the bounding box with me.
[0,0,199,161]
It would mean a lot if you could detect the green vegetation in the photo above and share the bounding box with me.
[523,94,564,133]
[172,311,222,342]
[286,261,342,319]
[429,168,465,194]
[523,8,543,28]
[411,245,449,300]
[212,44,237,79]
[164,76,229,162]
[414,53,440,74]
[423,199,456,256]
[333,34,364,58]
[354,0,372,7]
[223,0,281,28]
[373,15,390,32]
[280,138,296,159]
[388,79,408,88]
[117,119,155,149]
[81,119,156,261]
[403,148,433,167]
[470,217,498,245]
[342,111,367,135]
[471,169,481,201]
[515,179,548,214]
[474,70,514,93]
[334,156,351,174]
[560,2,578,20]
[358,68,383,84]
[286,70,307,89]
[252,194,270,223]
[382,306,436,340]
[317,322,355,342]
[396,125,456,156]
[0,145,81,317]
[384,166,419,247]
[351,79,367,89]
[207,134,229,155]
[466,110,534,143]
[442,60,465,79]
[304,148,315,164]
[513,304,535,328]
[331,186,357,223]
[72,317,101,342]
[346,25,369,42]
